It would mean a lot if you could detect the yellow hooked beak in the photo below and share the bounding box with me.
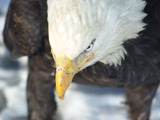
[55,55,76,99]
[51,50,94,100]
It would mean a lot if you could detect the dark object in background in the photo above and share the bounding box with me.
[3,0,42,58]
[3,0,160,120]
[0,8,2,15]
[0,91,7,112]
[3,0,57,119]
[0,55,20,70]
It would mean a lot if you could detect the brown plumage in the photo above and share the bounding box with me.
[3,0,160,120]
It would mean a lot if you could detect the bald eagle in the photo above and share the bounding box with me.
[3,0,160,120]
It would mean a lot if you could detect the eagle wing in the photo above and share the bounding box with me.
[3,0,42,58]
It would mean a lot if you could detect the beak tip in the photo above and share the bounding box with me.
[56,84,66,100]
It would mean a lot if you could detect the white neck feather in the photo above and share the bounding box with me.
[96,0,147,66]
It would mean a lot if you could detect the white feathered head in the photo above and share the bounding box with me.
[47,0,146,99]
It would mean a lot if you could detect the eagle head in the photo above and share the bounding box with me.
[47,0,146,99]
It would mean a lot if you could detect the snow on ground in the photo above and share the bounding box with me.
[0,0,160,120]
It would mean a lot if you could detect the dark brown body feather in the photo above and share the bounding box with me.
[3,0,160,120]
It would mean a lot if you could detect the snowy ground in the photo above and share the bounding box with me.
[0,0,160,120]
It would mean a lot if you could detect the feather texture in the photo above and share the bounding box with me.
[47,0,146,67]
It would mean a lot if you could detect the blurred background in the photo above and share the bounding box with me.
[0,0,160,120]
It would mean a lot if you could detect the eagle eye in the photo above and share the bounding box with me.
[84,39,96,52]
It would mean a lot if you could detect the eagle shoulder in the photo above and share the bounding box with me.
[3,0,42,58]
